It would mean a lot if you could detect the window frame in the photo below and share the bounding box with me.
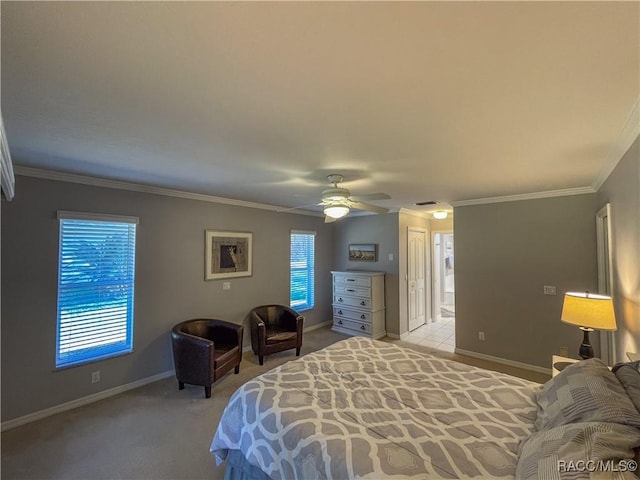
[289,230,316,312]
[55,211,138,369]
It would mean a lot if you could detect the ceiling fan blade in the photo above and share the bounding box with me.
[348,193,391,202]
[276,203,321,213]
[351,202,389,214]
[324,215,337,223]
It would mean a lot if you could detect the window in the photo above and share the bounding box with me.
[56,211,138,368]
[290,230,315,311]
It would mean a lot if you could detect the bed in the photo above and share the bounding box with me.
[211,337,640,480]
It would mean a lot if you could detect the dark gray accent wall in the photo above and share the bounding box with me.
[454,194,599,368]
[332,213,400,335]
[1,175,333,421]
[597,136,640,360]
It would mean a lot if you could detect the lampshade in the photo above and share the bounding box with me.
[561,292,617,331]
[324,205,349,219]
[433,210,448,220]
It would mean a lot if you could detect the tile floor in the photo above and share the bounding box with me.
[404,318,455,353]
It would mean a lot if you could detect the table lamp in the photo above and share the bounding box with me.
[560,291,617,359]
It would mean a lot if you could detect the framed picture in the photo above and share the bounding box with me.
[205,230,252,280]
[348,243,377,262]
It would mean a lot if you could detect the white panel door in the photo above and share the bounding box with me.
[408,228,427,331]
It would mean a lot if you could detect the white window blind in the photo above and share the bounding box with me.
[290,231,315,311]
[56,212,138,368]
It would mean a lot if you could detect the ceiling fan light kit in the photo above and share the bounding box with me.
[324,205,350,219]
[282,174,391,222]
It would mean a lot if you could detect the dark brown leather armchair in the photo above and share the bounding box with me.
[171,319,243,398]
[249,305,303,365]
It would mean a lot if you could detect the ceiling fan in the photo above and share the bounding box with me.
[282,174,391,223]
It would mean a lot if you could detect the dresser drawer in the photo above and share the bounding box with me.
[333,274,371,288]
[333,307,371,323]
[334,295,371,309]
[333,317,371,334]
[334,285,371,297]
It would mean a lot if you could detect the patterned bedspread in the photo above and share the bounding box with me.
[211,337,541,479]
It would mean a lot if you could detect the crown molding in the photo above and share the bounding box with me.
[591,97,640,191]
[13,166,323,217]
[450,186,596,207]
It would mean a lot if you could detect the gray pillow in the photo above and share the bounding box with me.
[612,361,640,414]
[535,358,640,431]
[516,422,640,480]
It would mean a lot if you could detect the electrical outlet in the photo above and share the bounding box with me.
[91,371,101,384]
[543,285,557,295]
[559,346,569,357]
[478,331,485,341]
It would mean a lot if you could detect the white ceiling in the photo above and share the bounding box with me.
[1,1,638,215]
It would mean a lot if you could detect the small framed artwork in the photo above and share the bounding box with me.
[348,243,377,262]
[205,230,252,280]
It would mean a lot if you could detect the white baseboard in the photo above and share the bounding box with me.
[4,321,337,431]
[1,370,175,432]
[455,348,551,375]
[385,331,411,340]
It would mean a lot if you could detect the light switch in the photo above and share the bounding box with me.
[388,253,393,261]
[543,285,556,295]
[223,282,231,291]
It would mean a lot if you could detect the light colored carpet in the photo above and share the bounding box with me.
[1,326,549,480]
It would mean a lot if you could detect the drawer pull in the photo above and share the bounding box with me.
[338,320,343,325]
[346,279,355,282]
[360,301,366,306]
[338,297,344,302]
[360,325,366,330]
[338,310,343,315]
[360,314,366,319]
[346,289,356,292]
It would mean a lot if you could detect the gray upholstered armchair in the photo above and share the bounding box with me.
[171,318,243,398]
[249,305,303,365]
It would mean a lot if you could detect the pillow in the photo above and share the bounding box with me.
[535,358,640,431]
[516,422,640,480]
[612,361,640,414]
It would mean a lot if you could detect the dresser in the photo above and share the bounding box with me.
[331,271,386,339]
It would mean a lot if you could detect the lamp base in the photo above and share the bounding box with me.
[579,327,594,360]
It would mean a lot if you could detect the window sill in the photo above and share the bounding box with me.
[54,349,134,371]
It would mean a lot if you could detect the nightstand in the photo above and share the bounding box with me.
[552,355,579,377]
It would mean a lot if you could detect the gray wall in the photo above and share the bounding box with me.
[332,213,400,335]
[1,175,334,421]
[597,136,640,361]
[454,194,599,368]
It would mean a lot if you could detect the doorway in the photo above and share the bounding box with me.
[433,232,455,322]
[407,227,428,332]
[404,228,455,353]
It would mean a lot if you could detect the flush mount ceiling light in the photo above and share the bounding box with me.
[324,204,350,219]
[433,210,448,220]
